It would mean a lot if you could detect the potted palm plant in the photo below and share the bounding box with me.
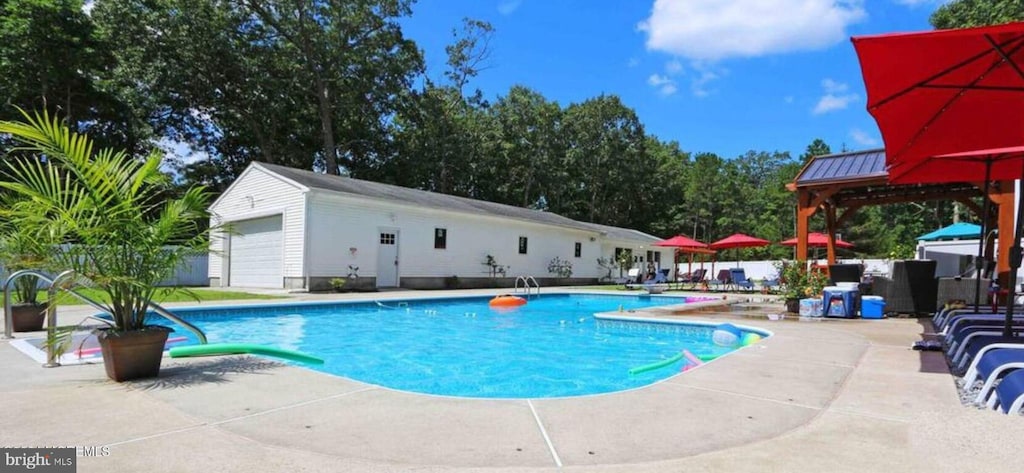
[0,230,48,332]
[777,260,829,314]
[0,109,212,381]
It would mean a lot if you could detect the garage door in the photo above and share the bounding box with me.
[229,215,283,288]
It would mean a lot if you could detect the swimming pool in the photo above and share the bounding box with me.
[152,294,765,398]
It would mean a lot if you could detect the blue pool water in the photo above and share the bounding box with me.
[155,294,762,398]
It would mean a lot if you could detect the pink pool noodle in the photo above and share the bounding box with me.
[680,349,703,372]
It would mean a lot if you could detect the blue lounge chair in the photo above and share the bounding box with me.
[990,369,1024,414]
[625,269,669,291]
[729,268,755,292]
[618,268,641,287]
[964,346,1024,404]
[950,333,1024,374]
[936,306,1024,330]
[942,313,1024,335]
[709,269,731,291]
[679,268,706,283]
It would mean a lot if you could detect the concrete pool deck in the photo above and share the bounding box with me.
[1,289,1021,472]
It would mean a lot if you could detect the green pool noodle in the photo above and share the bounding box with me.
[697,354,720,362]
[628,352,684,375]
[169,343,324,365]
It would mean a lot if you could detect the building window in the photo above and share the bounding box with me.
[434,228,447,249]
[574,242,582,258]
[379,233,396,245]
[518,236,528,254]
[653,252,661,264]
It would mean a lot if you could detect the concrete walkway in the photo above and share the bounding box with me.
[1,291,1021,472]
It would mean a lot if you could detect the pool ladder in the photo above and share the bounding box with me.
[2,269,207,367]
[514,275,540,298]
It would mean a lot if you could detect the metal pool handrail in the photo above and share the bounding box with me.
[514,275,541,297]
[3,269,207,361]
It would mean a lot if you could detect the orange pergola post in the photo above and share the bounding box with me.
[824,204,838,265]
[796,190,811,261]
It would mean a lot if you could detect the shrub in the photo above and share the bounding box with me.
[547,257,573,278]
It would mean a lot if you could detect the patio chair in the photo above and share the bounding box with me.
[729,268,755,292]
[948,332,1024,373]
[963,346,1024,405]
[675,268,707,290]
[935,308,1024,332]
[990,369,1024,414]
[689,268,708,283]
[618,268,641,287]
[964,342,1024,384]
[935,277,991,308]
[709,269,732,291]
[873,260,938,314]
[828,264,863,285]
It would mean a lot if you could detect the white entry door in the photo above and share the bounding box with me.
[376,228,399,288]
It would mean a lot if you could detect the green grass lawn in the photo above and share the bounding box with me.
[2,287,284,306]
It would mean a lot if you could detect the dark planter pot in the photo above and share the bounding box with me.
[10,303,47,332]
[785,298,800,314]
[96,326,171,382]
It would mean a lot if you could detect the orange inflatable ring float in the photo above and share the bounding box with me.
[489,295,527,307]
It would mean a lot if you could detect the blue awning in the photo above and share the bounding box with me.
[917,222,982,241]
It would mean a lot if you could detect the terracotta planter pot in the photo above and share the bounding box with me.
[97,326,171,382]
[785,298,800,314]
[10,303,47,332]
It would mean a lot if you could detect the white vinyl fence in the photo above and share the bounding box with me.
[671,258,893,281]
[1,253,209,288]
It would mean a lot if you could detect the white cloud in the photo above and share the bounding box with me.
[497,0,522,15]
[821,78,848,94]
[813,95,856,114]
[648,74,678,95]
[665,59,683,75]
[638,0,866,61]
[690,62,721,97]
[812,78,858,114]
[849,128,879,146]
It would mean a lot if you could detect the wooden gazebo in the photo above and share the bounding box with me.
[787,149,1015,281]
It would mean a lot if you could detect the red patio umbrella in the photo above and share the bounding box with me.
[710,233,770,269]
[653,235,707,249]
[780,233,854,249]
[654,235,709,281]
[853,22,1024,336]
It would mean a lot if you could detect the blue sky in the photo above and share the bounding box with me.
[401,0,949,159]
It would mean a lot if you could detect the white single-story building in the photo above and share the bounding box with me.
[208,162,670,290]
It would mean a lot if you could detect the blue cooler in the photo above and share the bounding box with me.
[861,296,885,319]
[822,286,860,318]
